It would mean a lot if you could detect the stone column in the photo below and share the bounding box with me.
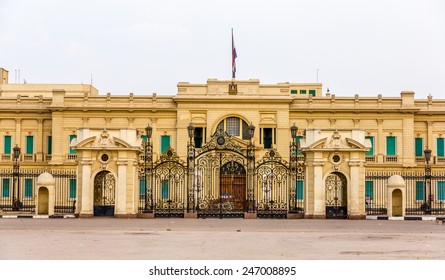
[115,159,128,217]
[36,119,44,161]
[348,160,365,219]
[79,160,93,217]
[312,160,325,218]
[15,118,21,147]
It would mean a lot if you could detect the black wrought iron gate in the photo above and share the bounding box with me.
[93,170,115,216]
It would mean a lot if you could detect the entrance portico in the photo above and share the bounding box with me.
[300,129,372,219]
[72,128,141,218]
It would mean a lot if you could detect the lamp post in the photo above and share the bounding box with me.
[12,145,21,211]
[424,147,432,214]
[289,124,298,212]
[247,122,255,212]
[187,123,195,212]
[144,124,153,212]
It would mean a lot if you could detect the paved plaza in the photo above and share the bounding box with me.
[0,218,444,260]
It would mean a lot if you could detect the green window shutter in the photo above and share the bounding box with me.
[437,138,444,157]
[438,182,445,201]
[139,179,146,196]
[416,181,425,200]
[69,135,77,154]
[25,179,33,197]
[160,136,170,154]
[47,136,52,155]
[309,90,316,96]
[365,136,374,156]
[295,136,303,155]
[296,180,304,200]
[300,90,307,94]
[141,135,147,142]
[365,181,373,200]
[415,138,423,157]
[26,136,34,154]
[290,90,297,94]
[69,179,77,199]
[161,180,169,199]
[2,178,10,197]
[4,136,11,154]
[386,136,396,156]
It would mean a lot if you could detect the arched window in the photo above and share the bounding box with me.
[216,117,250,140]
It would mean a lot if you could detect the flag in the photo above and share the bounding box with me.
[232,28,237,79]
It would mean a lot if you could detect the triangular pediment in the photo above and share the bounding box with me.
[301,130,370,151]
[73,130,139,151]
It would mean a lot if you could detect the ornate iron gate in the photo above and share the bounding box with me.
[152,147,186,218]
[325,172,347,219]
[193,129,253,218]
[255,149,290,218]
[93,170,115,216]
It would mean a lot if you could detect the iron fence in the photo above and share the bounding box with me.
[365,171,445,216]
[0,169,77,214]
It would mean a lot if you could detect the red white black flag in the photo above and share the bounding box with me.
[232,28,237,79]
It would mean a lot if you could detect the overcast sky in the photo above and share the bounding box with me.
[1,0,444,98]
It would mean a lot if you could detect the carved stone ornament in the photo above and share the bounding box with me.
[95,129,116,147]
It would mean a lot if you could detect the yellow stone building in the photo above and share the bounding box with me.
[1,67,444,219]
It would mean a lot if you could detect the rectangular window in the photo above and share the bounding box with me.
[69,179,77,199]
[309,90,316,96]
[365,136,374,156]
[365,181,374,200]
[415,138,423,157]
[226,117,240,136]
[47,136,52,155]
[2,178,10,197]
[290,90,297,94]
[263,128,272,149]
[194,127,203,149]
[300,90,307,94]
[160,135,170,154]
[438,181,445,201]
[386,136,396,156]
[69,135,77,154]
[416,181,425,201]
[4,135,11,154]
[26,135,34,154]
[25,179,33,198]
[139,179,146,196]
[161,180,169,199]
[296,180,304,200]
[437,138,444,157]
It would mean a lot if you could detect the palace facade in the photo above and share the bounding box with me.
[1,67,444,219]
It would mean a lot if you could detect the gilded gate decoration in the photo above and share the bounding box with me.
[152,147,187,217]
[255,149,291,218]
[325,172,347,219]
[193,128,253,218]
[94,170,116,216]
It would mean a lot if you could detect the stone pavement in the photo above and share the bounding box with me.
[1,218,444,260]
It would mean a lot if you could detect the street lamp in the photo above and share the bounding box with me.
[289,124,299,212]
[424,147,432,214]
[12,145,21,211]
[186,123,195,212]
[144,124,153,212]
[247,122,255,212]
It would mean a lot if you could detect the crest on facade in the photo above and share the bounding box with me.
[228,82,238,95]
[94,129,116,147]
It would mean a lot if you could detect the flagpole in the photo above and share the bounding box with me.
[232,28,237,79]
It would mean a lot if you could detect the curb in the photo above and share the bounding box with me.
[366,216,445,221]
[0,214,76,219]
